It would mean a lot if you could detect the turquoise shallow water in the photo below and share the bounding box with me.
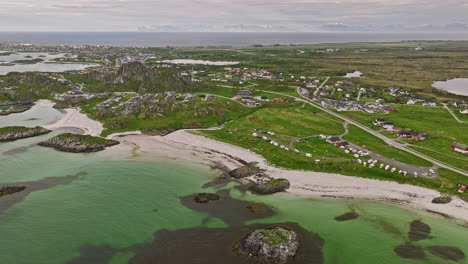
[0,104,467,264]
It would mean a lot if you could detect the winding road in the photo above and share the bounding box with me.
[442,103,465,124]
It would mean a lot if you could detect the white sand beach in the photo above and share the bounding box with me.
[103,130,468,223]
[44,107,103,136]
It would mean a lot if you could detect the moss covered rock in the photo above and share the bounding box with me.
[250,178,291,194]
[39,133,119,153]
[239,226,299,264]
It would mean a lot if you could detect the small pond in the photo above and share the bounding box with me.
[432,78,468,96]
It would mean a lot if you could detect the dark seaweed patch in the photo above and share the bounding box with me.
[334,212,359,222]
[180,189,274,227]
[428,246,465,262]
[394,243,426,259]
[129,223,324,264]
[408,220,431,241]
[0,172,86,213]
[67,245,120,264]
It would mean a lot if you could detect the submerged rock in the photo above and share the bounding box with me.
[250,178,291,194]
[239,226,299,264]
[0,126,50,142]
[39,133,119,153]
[0,186,26,198]
[193,193,220,203]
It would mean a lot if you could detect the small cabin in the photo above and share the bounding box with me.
[450,143,468,154]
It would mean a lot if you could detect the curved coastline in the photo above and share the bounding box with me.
[103,131,468,223]
[40,100,468,222]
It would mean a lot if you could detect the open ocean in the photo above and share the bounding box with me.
[1,32,468,47]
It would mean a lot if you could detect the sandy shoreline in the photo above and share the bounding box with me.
[45,102,468,222]
[43,104,103,136]
[102,130,468,223]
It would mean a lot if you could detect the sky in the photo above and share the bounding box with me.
[0,0,467,32]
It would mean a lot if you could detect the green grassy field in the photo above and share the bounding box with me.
[161,41,468,101]
[194,102,466,197]
[222,103,344,137]
[81,98,257,136]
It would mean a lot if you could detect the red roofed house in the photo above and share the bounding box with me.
[457,183,467,193]
[450,143,468,154]
[411,133,429,141]
[397,131,412,138]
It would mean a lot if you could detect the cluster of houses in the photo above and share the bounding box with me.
[373,119,429,140]
[94,94,124,110]
[234,91,263,107]
[320,135,370,157]
[320,134,434,177]
[311,97,397,113]
[206,68,286,83]
[91,91,218,110]
[450,100,468,114]
[312,82,438,112]
[406,98,437,107]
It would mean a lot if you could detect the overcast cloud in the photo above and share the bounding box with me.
[0,0,467,31]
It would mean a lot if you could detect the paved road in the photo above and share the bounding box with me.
[442,103,465,124]
[313,77,330,96]
[260,88,468,177]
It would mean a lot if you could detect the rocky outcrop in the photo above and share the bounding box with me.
[0,126,51,142]
[432,196,452,204]
[229,163,261,178]
[38,133,119,153]
[250,178,291,194]
[0,105,32,115]
[114,62,152,83]
[239,226,299,264]
[0,186,26,198]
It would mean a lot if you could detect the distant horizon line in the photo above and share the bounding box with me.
[0,31,467,34]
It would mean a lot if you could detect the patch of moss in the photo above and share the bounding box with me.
[260,229,289,246]
[268,178,288,185]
